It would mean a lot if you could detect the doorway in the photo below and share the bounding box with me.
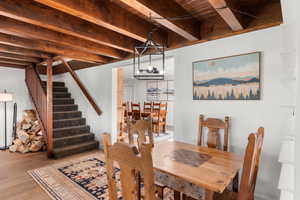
[115,57,175,143]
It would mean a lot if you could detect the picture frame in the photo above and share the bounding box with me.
[193,52,261,100]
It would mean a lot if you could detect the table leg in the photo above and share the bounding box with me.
[233,173,239,193]
[205,190,214,200]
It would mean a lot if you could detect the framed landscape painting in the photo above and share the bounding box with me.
[193,52,261,100]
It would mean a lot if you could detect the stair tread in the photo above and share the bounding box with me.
[54,133,94,141]
[53,92,70,94]
[54,104,77,107]
[53,140,98,153]
[54,125,89,131]
[53,98,73,100]
[53,111,81,114]
[54,117,84,122]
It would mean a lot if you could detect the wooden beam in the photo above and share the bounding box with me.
[46,58,53,158]
[0,32,110,63]
[0,43,51,58]
[0,0,138,53]
[0,52,41,63]
[207,0,243,31]
[0,58,32,66]
[168,1,282,49]
[0,62,25,69]
[0,17,124,60]
[34,0,167,44]
[60,59,102,116]
[115,0,200,41]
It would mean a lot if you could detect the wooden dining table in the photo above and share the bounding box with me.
[152,140,243,200]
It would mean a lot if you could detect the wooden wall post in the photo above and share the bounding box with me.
[46,58,53,158]
[116,68,124,138]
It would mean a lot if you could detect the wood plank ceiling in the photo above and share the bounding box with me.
[0,0,282,74]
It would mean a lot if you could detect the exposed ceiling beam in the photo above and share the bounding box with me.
[34,0,167,44]
[0,52,41,63]
[0,32,110,63]
[0,0,138,53]
[168,1,282,49]
[0,16,124,59]
[0,43,51,58]
[207,0,243,31]
[115,0,200,41]
[0,57,32,65]
[0,62,26,69]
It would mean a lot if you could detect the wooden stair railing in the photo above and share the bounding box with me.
[25,60,53,157]
[60,58,102,116]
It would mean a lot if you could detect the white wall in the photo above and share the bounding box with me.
[172,27,285,200]
[54,66,114,145]
[0,67,32,147]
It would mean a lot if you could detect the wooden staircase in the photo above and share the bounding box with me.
[25,61,101,159]
[42,81,99,158]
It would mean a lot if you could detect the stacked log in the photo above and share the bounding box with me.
[9,110,45,153]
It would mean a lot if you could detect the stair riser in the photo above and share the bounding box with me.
[53,126,90,138]
[43,87,68,92]
[54,112,82,120]
[53,93,71,98]
[54,134,95,148]
[53,105,78,112]
[53,99,74,105]
[54,118,86,129]
[53,141,99,159]
[42,81,65,87]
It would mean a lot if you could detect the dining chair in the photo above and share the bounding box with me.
[214,127,265,200]
[131,102,141,121]
[102,133,163,200]
[128,119,154,150]
[117,105,126,142]
[152,110,167,135]
[198,115,230,151]
[128,119,167,198]
[153,102,168,113]
[123,101,130,118]
[144,101,153,113]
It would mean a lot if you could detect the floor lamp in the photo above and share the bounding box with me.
[0,90,13,150]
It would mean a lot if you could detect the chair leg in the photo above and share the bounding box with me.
[233,173,239,193]
[174,191,181,200]
[155,186,164,200]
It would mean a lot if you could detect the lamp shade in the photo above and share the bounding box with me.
[0,92,13,102]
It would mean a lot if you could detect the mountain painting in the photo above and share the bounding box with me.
[193,52,261,100]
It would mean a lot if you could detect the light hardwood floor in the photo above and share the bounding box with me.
[0,149,101,200]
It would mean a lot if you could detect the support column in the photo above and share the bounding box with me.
[46,58,53,158]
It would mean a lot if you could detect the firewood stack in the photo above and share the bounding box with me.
[9,110,45,153]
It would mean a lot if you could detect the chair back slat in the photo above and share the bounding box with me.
[144,101,153,113]
[238,127,264,200]
[102,133,156,200]
[131,102,141,121]
[198,115,230,151]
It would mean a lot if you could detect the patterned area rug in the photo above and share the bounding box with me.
[28,153,173,200]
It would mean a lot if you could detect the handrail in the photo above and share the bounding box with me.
[25,66,47,133]
[60,58,102,116]
[25,64,53,157]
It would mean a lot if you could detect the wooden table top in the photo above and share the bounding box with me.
[152,141,243,193]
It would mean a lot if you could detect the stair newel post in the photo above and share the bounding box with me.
[47,58,53,158]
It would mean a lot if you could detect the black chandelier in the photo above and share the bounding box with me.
[133,27,165,80]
